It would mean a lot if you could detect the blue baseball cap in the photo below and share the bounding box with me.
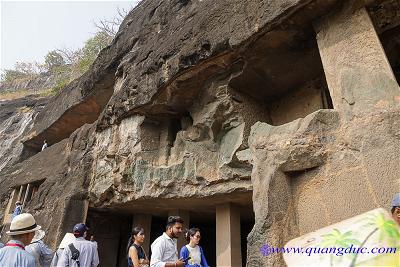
[392,193,400,207]
[73,223,88,236]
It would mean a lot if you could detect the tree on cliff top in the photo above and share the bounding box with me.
[1,6,131,93]
[44,50,65,72]
[76,30,113,73]
[1,62,41,83]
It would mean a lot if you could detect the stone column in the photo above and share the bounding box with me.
[168,210,190,251]
[17,185,24,202]
[216,203,242,267]
[3,189,17,224]
[31,186,38,200]
[82,200,89,224]
[22,183,31,209]
[132,214,152,256]
[315,7,400,119]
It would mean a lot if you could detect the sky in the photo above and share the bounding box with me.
[0,0,140,70]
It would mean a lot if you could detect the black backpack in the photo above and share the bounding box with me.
[68,243,81,267]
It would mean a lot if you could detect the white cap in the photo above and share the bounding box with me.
[392,193,400,207]
[31,229,46,243]
[59,233,76,249]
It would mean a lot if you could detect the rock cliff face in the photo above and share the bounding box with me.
[0,96,48,172]
[0,73,58,93]
[1,0,400,266]
[248,109,400,265]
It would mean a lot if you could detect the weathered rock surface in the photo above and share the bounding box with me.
[0,73,58,93]
[1,0,400,266]
[248,109,400,266]
[0,123,94,248]
[0,96,48,172]
[24,0,339,149]
[88,80,265,209]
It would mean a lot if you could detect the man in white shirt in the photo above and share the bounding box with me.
[58,223,99,267]
[50,233,76,267]
[41,140,48,151]
[150,216,185,267]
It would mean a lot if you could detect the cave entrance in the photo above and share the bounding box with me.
[146,208,252,267]
[86,196,254,267]
[86,208,132,267]
[186,211,217,266]
[138,211,217,265]
[241,209,255,266]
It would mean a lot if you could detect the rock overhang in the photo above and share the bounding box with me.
[22,0,348,149]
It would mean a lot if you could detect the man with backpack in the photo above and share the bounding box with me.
[58,223,99,267]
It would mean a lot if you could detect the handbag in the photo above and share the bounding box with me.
[68,243,81,267]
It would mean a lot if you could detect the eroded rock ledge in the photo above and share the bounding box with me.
[23,0,340,152]
[1,0,400,266]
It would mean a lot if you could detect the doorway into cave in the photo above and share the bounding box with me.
[86,208,132,267]
[86,196,255,267]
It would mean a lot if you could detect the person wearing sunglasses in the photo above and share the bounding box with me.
[180,228,209,267]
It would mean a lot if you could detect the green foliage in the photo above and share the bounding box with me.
[1,69,27,83]
[84,31,111,60]
[48,31,112,93]
[76,56,93,74]
[321,229,360,267]
[14,61,38,76]
[349,212,400,267]
[76,31,112,73]
[51,64,72,76]
[51,77,70,95]
[361,212,400,246]
[1,61,41,82]
[1,27,113,96]
[45,50,65,71]
[321,229,360,248]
